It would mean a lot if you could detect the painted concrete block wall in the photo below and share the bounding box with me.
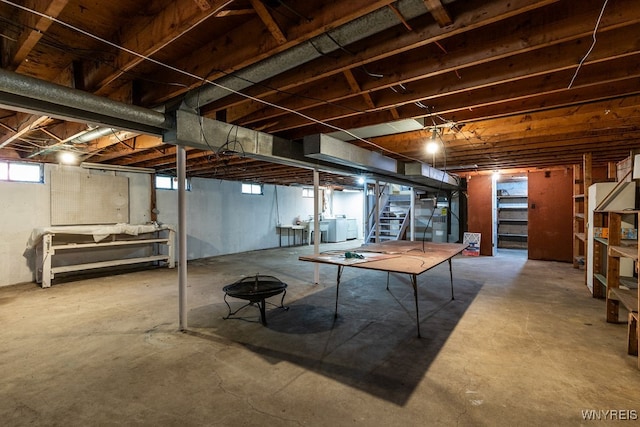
[120,170,152,225]
[0,177,49,287]
[0,164,153,287]
[1,165,364,287]
[156,178,322,260]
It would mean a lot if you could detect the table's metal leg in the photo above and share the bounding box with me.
[448,259,455,300]
[411,274,421,338]
[386,272,390,290]
[335,265,344,318]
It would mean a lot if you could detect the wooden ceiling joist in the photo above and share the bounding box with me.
[1,0,640,183]
[423,0,453,27]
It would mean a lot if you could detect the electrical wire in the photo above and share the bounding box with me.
[212,67,366,115]
[2,0,426,164]
[2,0,467,189]
[567,0,609,89]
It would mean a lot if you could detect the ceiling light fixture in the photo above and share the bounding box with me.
[426,129,439,155]
[59,151,77,165]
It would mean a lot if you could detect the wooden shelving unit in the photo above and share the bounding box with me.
[604,210,639,367]
[572,154,592,269]
[497,194,528,249]
[592,210,609,299]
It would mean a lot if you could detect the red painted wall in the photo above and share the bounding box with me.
[467,174,493,256]
[528,169,573,261]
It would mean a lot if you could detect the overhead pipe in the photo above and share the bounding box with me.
[165,108,459,190]
[0,68,173,135]
[70,127,118,144]
[183,0,431,108]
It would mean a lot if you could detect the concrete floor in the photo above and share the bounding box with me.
[1,242,639,426]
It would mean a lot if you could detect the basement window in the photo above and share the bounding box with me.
[302,188,314,198]
[0,161,43,183]
[155,175,190,190]
[242,183,263,195]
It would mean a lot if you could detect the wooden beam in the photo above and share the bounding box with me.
[423,0,453,27]
[83,134,165,162]
[216,9,256,17]
[140,0,399,104]
[249,0,287,44]
[88,0,234,93]
[388,4,413,31]
[193,0,212,11]
[250,53,640,134]
[8,0,69,70]
[225,3,639,125]
[281,73,640,141]
[0,115,52,149]
[203,0,561,114]
[343,70,376,109]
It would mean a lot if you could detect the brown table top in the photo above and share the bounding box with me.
[299,241,467,275]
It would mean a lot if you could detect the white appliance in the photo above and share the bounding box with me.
[326,218,347,242]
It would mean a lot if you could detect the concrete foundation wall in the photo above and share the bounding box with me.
[156,178,311,259]
[1,166,363,286]
[0,164,155,287]
[0,175,49,287]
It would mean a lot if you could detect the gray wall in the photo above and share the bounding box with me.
[0,164,153,287]
[156,178,313,259]
[1,165,363,287]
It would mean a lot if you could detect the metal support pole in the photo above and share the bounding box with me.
[374,180,380,243]
[410,186,415,241]
[177,146,188,331]
[313,168,320,284]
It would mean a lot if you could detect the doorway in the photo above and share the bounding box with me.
[493,174,528,256]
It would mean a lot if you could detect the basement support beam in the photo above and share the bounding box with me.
[166,109,459,190]
[178,145,188,331]
[313,168,320,285]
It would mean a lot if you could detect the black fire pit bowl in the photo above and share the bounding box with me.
[222,274,289,325]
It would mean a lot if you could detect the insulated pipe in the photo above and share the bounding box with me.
[177,146,188,331]
[183,0,429,108]
[70,127,117,144]
[0,68,173,132]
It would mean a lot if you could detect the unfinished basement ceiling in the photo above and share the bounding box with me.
[0,0,639,187]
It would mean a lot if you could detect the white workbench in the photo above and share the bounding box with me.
[29,223,175,288]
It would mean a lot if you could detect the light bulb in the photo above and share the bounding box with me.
[426,141,438,154]
[59,151,76,164]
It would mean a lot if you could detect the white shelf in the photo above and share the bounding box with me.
[35,226,175,288]
[51,255,171,274]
